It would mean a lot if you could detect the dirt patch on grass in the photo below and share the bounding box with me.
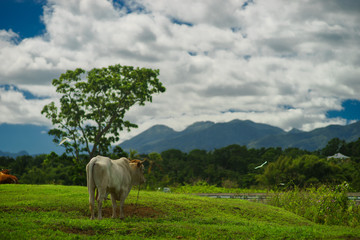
[1,203,164,219]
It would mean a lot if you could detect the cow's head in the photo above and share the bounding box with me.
[129,159,146,185]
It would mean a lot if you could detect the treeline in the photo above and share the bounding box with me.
[1,138,360,191]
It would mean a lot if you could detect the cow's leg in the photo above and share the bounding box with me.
[89,193,95,220]
[96,188,107,220]
[119,194,125,219]
[110,193,117,218]
[97,200,103,220]
[119,189,130,219]
[88,187,96,220]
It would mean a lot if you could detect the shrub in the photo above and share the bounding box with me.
[269,182,360,226]
[221,179,239,189]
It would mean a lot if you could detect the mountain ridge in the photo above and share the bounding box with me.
[248,121,360,150]
[120,119,360,153]
[1,120,360,156]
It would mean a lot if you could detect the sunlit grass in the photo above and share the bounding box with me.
[171,179,267,194]
[1,184,359,239]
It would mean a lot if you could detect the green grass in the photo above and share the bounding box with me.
[268,183,360,226]
[0,185,359,239]
[171,180,267,194]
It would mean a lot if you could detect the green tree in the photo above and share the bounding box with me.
[161,149,187,184]
[144,152,163,189]
[109,146,128,159]
[187,149,208,181]
[256,155,291,187]
[322,138,345,156]
[41,64,165,161]
[129,149,141,160]
[147,152,163,174]
[0,156,15,170]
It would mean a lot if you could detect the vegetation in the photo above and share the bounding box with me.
[1,184,359,239]
[41,64,165,161]
[1,138,359,238]
[269,182,360,226]
[172,180,266,194]
[1,137,360,191]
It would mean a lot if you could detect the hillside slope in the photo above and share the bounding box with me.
[250,121,360,151]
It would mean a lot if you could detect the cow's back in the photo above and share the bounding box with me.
[106,158,133,194]
[89,156,132,196]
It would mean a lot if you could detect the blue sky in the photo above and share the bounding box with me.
[327,100,360,123]
[0,0,45,39]
[0,0,360,146]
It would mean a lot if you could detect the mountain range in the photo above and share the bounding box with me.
[1,119,360,157]
[120,119,360,153]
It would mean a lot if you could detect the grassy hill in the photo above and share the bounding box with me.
[1,184,359,239]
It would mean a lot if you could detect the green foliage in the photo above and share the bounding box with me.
[257,154,348,188]
[2,137,360,191]
[321,138,346,156]
[41,64,165,161]
[221,179,239,188]
[109,145,129,159]
[269,182,360,226]
[1,152,87,186]
[1,184,360,239]
[172,180,265,194]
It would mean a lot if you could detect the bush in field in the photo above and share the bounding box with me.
[269,182,360,226]
[221,179,239,188]
[173,180,219,194]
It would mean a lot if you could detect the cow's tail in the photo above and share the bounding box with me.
[86,157,97,219]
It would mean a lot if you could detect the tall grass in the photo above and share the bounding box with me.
[269,182,360,226]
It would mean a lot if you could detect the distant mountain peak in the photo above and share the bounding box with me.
[148,124,174,132]
[0,150,29,158]
[120,119,360,153]
[288,128,303,134]
[120,119,285,153]
[184,121,215,132]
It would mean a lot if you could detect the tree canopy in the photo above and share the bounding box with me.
[2,137,360,190]
[41,64,166,160]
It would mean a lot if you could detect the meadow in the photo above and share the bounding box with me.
[1,184,360,239]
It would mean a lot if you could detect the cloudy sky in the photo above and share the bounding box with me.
[1,0,360,143]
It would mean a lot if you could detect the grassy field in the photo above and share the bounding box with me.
[1,184,359,239]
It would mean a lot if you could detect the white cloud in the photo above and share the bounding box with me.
[0,0,359,141]
[0,87,52,125]
[0,29,19,47]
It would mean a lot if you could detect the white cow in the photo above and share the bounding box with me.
[86,156,146,220]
